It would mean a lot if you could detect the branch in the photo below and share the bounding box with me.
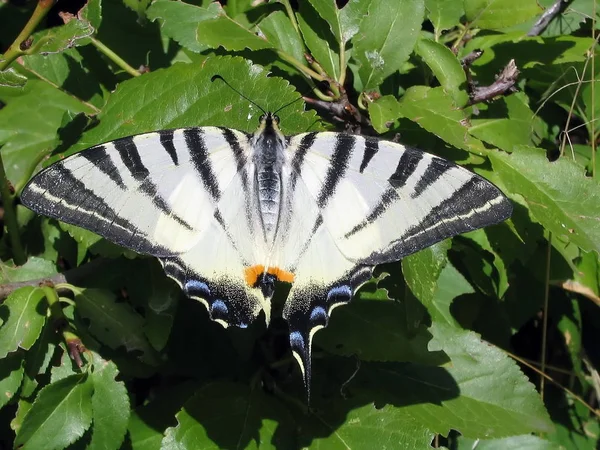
[0,0,56,71]
[467,59,520,106]
[0,257,110,301]
[303,94,371,134]
[527,0,571,37]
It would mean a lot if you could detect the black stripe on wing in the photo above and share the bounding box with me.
[366,176,512,264]
[159,129,180,166]
[389,147,424,188]
[21,164,170,255]
[410,157,453,199]
[290,132,317,192]
[80,145,126,188]
[316,134,355,208]
[185,129,221,202]
[345,153,454,239]
[113,137,195,231]
[344,187,399,239]
[359,137,379,173]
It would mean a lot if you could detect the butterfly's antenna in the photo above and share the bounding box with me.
[272,94,305,116]
[211,74,267,115]
[272,80,328,116]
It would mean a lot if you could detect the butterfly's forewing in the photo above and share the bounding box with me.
[21,127,269,328]
[275,132,512,392]
[291,132,512,264]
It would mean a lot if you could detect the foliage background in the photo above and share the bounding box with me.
[0,0,599,448]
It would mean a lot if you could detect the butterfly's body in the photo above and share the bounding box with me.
[21,112,512,398]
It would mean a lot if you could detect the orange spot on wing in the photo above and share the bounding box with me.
[268,267,295,283]
[245,265,265,286]
[244,265,295,286]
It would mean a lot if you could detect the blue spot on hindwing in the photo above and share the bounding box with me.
[309,306,327,324]
[327,285,352,302]
[210,299,228,316]
[289,331,305,350]
[184,279,211,297]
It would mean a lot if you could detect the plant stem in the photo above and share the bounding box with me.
[277,49,324,81]
[338,42,347,86]
[90,37,141,77]
[280,0,301,36]
[540,234,552,401]
[0,150,26,265]
[0,0,56,71]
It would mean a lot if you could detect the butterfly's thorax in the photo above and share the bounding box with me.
[251,114,286,245]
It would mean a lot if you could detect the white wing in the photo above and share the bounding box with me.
[274,131,512,392]
[21,127,270,328]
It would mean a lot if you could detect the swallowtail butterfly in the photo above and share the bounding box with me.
[21,107,512,398]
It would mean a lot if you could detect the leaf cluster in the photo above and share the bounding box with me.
[0,0,599,449]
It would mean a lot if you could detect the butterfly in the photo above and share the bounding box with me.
[21,107,512,399]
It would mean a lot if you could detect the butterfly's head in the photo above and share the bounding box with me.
[252,112,286,164]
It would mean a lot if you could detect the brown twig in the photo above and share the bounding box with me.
[303,93,371,134]
[466,59,520,106]
[528,0,572,37]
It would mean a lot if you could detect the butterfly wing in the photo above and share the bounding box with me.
[276,132,512,392]
[21,127,269,328]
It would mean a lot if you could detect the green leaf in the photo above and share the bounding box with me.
[351,324,554,438]
[30,14,95,54]
[490,146,600,253]
[21,46,110,110]
[72,287,157,365]
[304,399,435,449]
[147,0,221,53]
[257,11,306,66]
[0,68,27,88]
[469,93,537,152]
[0,287,47,358]
[297,1,340,80]
[196,5,274,51]
[15,374,93,449]
[60,222,135,258]
[425,0,464,38]
[128,382,200,450]
[122,0,152,19]
[162,382,295,449]
[316,278,447,365]
[0,256,56,283]
[464,0,542,30]
[462,228,510,298]
[428,324,553,437]
[0,353,24,408]
[456,434,561,449]
[414,38,468,105]
[71,56,318,152]
[0,80,94,186]
[403,242,475,325]
[352,0,424,90]
[88,353,130,450]
[11,398,33,435]
[403,241,451,309]
[369,86,486,153]
[125,259,180,351]
[308,0,368,45]
[80,0,102,30]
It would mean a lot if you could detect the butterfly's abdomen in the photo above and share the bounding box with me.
[256,167,281,242]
